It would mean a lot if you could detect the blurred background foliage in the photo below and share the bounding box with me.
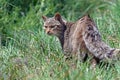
[0,0,120,46]
[0,0,120,79]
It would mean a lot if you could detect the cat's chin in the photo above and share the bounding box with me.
[47,32,57,36]
[47,33,53,35]
[47,32,55,36]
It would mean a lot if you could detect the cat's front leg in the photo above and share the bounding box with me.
[90,58,98,69]
[71,49,87,62]
[63,48,73,60]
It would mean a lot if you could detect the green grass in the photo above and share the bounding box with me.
[0,0,120,80]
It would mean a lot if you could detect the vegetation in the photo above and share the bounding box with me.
[0,0,120,80]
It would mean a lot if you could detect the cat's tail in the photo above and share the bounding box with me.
[104,48,120,63]
[111,48,120,60]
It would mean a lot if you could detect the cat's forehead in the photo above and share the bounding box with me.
[44,17,60,25]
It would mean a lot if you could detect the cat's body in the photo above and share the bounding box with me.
[42,13,97,67]
[42,13,120,67]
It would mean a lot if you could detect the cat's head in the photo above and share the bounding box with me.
[42,13,66,37]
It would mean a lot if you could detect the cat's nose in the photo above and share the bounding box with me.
[47,31,50,34]
[46,30,51,35]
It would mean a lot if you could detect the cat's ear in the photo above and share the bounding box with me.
[54,13,66,25]
[42,16,47,21]
[54,13,62,21]
[85,14,91,19]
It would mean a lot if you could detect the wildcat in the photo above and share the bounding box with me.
[81,15,120,63]
[42,13,99,67]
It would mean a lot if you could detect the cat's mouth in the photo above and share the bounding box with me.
[47,32,53,35]
[47,33,52,35]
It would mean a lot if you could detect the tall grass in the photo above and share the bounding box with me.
[0,0,120,80]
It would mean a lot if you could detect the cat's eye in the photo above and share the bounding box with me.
[50,26,55,28]
[44,26,47,28]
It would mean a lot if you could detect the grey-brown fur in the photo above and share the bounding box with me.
[42,13,120,66]
[42,13,95,63]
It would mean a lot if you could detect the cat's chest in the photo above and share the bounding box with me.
[63,27,72,53]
